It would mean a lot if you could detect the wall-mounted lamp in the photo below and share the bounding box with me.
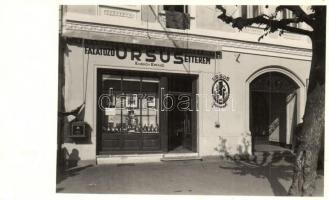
[215,121,220,128]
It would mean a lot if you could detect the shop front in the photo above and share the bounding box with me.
[61,38,220,159]
[61,36,310,162]
[96,69,198,155]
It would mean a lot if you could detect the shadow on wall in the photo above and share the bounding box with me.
[61,147,81,169]
[56,147,94,185]
[214,135,253,161]
[57,39,94,186]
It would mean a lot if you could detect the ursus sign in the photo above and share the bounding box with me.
[212,73,230,108]
[84,46,212,65]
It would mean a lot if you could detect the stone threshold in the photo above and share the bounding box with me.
[96,152,201,165]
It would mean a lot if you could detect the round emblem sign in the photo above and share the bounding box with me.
[212,79,230,107]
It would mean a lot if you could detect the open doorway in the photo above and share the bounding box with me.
[168,93,193,152]
[167,75,197,153]
[250,72,299,152]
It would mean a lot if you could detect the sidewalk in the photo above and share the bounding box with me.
[56,154,324,196]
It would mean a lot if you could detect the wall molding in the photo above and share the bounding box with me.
[64,20,312,59]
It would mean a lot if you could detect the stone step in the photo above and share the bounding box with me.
[160,156,203,162]
[96,154,163,165]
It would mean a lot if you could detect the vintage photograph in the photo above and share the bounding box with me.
[56,5,325,196]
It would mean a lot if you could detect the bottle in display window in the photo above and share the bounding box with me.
[141,77,160,134]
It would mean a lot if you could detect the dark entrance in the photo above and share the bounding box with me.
[167,76,197,153]
[250,72,299,152]
[167,93,193,152]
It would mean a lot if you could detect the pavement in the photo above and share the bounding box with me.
[56,153,324,196]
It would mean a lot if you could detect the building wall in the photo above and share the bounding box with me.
[198,51,309,156]
[61,41,310,160]
[196,5,235,32]
[66,5,97,15]
[60,5,312,160]
[62,5,312,49]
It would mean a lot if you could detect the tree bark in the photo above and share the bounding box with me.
[288,26,325,196]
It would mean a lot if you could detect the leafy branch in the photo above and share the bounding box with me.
[216,5,313,40]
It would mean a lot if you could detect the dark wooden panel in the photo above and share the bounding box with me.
[143,138,160,147]
[96,69,102,154]
[143,147,161,150]
[102,139,121,150]
[123,139,140,150]
[102,134,122,139]
[191,77,198,152]
[124,134,141,139]
[160,76,168,152]
[142,134,160,139]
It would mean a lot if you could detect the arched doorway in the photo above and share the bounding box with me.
[249,72,300,152]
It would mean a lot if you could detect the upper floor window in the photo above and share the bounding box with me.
[241,5,248,18]
[241,5,261,18]
[252,6,259,18]
[163,5,188,13]
[241,6,298,28]
[163,5,190,30]
[282,9,298,28]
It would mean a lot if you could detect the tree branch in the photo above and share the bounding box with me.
[276,6,315,28]
[216,5,312,37]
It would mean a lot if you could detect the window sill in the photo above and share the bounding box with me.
[158,11,195,19]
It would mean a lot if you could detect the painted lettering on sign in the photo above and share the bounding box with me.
[84,47,211,65]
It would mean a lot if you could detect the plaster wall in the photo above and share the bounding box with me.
[62,43,310,160]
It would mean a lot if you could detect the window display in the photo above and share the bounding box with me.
[97,70,197,153]
[141,77,159,134]
[101,75,160,136]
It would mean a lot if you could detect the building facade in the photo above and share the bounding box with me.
[58,5,312,163]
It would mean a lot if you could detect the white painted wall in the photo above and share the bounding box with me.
[62,43,310,160]
[61,5,312,160]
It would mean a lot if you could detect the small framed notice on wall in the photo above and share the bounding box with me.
[70,121,86,138]
[147,96,156,108]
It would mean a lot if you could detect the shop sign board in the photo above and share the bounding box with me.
[84,45,216,66]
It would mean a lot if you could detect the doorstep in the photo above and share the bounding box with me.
[96,152,201,165]
[161,152,202,161]
[96,153,164,165]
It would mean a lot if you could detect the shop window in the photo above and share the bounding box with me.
[163,5,190,29]
[101,75,160,135]
[122,76,141,134]
[140,77,160,134]
[101,75,122,134]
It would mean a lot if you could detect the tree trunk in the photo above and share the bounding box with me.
[288,26,325,196]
